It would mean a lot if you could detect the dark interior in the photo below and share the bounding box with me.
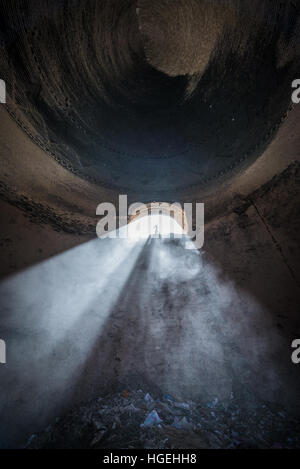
[0,0,300,449]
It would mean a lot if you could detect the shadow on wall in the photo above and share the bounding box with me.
[0,227,299,448]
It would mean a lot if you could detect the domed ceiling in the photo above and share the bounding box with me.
[0,0,299,198]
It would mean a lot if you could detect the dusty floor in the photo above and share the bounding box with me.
[26,389,300,449]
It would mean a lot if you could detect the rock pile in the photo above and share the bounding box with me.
[26,390,300,449]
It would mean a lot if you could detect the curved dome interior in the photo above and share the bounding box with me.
[0,0,299,197]
[0,0,300,450]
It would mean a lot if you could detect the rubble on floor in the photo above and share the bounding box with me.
[26,390,300,449]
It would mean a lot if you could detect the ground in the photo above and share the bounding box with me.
[27,389,300,449]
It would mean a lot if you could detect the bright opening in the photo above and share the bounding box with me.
[128,214,184,240]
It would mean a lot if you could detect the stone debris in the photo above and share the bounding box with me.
[26,390,300,449]
[144,393,155,404]
[141,410,163,428]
